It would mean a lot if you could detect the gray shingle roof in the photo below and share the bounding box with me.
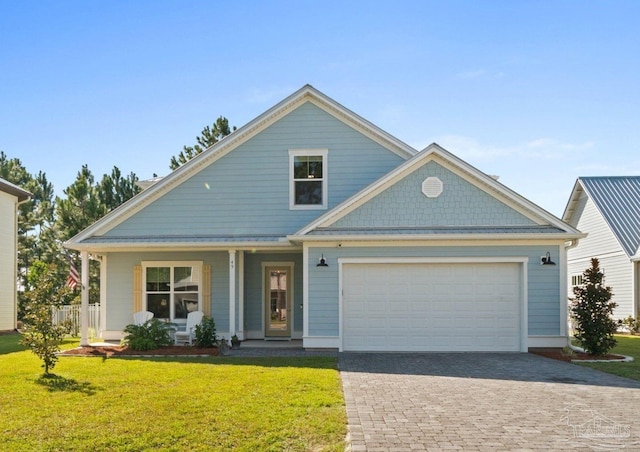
[305,225,567,236]
[580,176,640,257]
[81,235,285,245]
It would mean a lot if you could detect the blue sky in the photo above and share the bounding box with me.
[2,1,639,217]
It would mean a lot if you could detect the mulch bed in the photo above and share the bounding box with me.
[529,348,627,362]
[60,345,220,357]
[55,344,629,361]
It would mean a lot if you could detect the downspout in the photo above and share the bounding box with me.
[562,239,581,345]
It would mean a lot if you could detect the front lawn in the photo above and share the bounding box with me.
[575,334,640,381]
[0,334,346,451]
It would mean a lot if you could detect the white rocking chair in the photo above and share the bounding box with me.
[133,310,154,326]
[174,310,204,346]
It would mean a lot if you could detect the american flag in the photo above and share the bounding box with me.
[65,251,80,290]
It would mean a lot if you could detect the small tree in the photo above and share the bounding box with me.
[21,263,73,376]
[570,258,617,355]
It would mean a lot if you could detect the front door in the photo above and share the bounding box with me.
[264,266,291,338]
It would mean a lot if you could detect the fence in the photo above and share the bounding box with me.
[52,304,100,339]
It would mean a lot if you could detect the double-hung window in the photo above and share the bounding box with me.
[289,149,328,209]
[143,261,202,326]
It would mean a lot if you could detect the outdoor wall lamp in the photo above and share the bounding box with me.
[316,254,329,267]
[541,252,556,266]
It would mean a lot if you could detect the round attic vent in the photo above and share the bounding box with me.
[422,177,443,198]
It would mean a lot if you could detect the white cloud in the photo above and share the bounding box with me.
[572,162,640,175]
[244,86,297,104]
[435,135,515,159]
[526,138,594,151]
[437,135,595,161]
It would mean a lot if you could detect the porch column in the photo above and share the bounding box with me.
[228,250,236,337]
[559,244,568,339]
[238,251,244,340]
[79,250,90,346]
[302,243,309,340]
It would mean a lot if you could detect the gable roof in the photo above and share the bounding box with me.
[0,177,31,202]
[65,85,417,250]
[292,143,583,241]
[563,176,640,257]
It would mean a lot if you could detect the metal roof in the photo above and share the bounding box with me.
[579,176,640,257]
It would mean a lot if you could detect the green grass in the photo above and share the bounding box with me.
[0,333,346,451]
[576,334,640,381]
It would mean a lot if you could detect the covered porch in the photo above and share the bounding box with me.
[74,246,307,346]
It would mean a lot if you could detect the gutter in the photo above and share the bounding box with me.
[288,232,587,243]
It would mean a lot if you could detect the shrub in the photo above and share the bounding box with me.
[122,319,173,351]
[194,316,218,348]
[620,316,640,335]
[570,258,617,355]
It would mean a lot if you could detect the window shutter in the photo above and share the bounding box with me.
[202,264,211,317]
[133,265,142,312]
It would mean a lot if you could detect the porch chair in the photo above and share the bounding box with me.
[174,310,204,346]
[133,310,154,326]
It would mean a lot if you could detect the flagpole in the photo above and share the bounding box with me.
[80,251,89,346]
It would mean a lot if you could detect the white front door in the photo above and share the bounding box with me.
[264,265,292,338]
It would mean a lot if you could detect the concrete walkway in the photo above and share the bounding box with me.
[339,352,640,451]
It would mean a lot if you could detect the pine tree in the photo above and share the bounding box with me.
[570,258,617,355]
[170,116,236,170]
[98,166,140,212]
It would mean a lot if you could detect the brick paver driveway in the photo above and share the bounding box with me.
[339,353,640,451]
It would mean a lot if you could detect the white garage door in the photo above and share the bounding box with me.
[342,262,522,352]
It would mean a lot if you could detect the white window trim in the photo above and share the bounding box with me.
[142,261,203,323]
[289,148,328,210]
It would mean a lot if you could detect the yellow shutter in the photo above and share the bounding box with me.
[202,264,211,317]
[133,265,142,312]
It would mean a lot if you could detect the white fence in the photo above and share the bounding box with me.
[52,304,100,338]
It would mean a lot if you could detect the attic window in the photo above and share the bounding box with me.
[289,149,328,210]
[422,177,443,198]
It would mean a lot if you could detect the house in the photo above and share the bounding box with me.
[65,85,583,351]
[563,177,640,320]
[0,178,31,331]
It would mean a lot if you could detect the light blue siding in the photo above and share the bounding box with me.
[243,252,304,335]
[105,251,229,332]
[307,246,561,337]
[105,102,406,238]
[333,161,536,228]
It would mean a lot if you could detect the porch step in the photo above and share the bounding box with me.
[240,339,303,349]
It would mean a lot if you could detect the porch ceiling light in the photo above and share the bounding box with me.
[541,252,556,266]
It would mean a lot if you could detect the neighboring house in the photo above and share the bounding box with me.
[563,177,640,320]
[65,85,583,351]
[0,178,31,331]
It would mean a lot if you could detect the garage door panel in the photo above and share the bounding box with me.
[343,262,522,352]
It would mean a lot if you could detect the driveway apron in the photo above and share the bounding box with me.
[339,353,640,451]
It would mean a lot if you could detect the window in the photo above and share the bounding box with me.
[289,149,328,209]
[571,274,583,287]
[143,262,201,324]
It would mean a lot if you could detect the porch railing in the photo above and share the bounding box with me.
[52,304,100,339]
